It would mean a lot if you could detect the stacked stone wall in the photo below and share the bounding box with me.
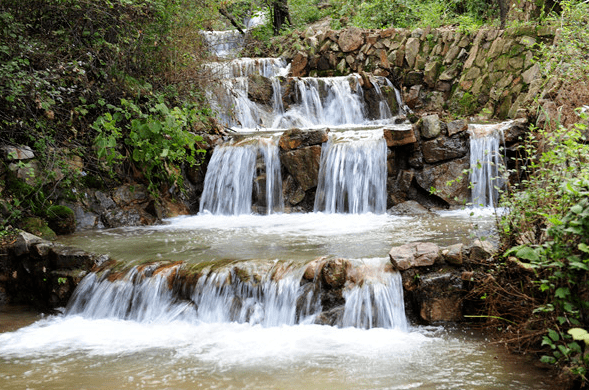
[274,25,556,120]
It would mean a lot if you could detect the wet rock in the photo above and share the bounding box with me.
[422,134,468,164]
[281,145,322,191]
[383,127,417,147]
[303,257,326,281]
[414,272,464,322]
[387,200,430,215]
[278,128,328,151]
[247,74,273,104]
[415,156,470,205]
[291,52,308,77]
[322,258,348,289]
[315,307,344,326]
[389,242,441,271]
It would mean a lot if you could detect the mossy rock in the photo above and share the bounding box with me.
[20,217,57,240]
[46,205,76,235]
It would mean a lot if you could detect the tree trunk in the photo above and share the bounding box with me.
[272,0,291,35]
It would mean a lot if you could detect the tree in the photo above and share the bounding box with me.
[271,0,291,35]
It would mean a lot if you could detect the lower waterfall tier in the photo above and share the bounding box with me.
[65,257,408,331]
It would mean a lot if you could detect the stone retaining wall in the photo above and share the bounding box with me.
[271,24,556,120]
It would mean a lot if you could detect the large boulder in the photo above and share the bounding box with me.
[281,145,322,191]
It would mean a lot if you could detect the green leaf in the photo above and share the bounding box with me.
[571,204,583,214]
[548,329,560,342]
[540,355,556,364]
[579,243,589,254]
[515,246,539,262]
[555,287,570,299]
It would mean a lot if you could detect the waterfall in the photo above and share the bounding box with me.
[469,123,507,207]
[65,259,407,330]
[273,75,368,129]
[201,30,245,58]
[314,130,388,214]
[200,137,283,215]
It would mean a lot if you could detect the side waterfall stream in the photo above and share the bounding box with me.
[0,29,549,389]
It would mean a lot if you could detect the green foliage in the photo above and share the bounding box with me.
[502,111,589,380]
[319,0,497,30]
[536,0,589,82]
[93,97,207,195]
[0,0,217,226]
[499,114,589,244]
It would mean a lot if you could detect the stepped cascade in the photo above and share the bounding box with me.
[0,23,544,390]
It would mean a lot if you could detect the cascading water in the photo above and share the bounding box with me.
[314,129,388,214]
[200,137,283,215]
[469,122,507,207]
[65,258,407,330]
[0,23,547,390]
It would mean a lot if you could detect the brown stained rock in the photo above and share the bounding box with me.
[322,258,348,288]
[420,297,462,322]
[247,74,273,104]
[338,27,364,52]
[383,128,417,147]
[281,145,322,191]
[303,257,326,281]
[278,128,328,151]
[415,272,464,322]
[389,242,441,271]
[291,52,308,77]
[447,119,468,136]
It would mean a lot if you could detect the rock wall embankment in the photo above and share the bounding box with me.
[270,24,556,120]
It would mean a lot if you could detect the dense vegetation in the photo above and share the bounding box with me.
[1,0,589,385]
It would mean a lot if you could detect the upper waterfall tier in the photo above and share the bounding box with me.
[205,57,404,131]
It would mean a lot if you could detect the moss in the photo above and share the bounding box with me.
[457,91,478,116]
[20,217,57,240]
[45,205,76,235]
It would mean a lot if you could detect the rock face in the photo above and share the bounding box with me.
[0,231,106,310]
[391,239,499,324]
